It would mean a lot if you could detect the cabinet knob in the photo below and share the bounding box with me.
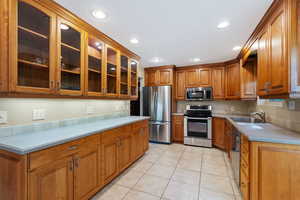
[68,145,79,151]
[57,81,61,90]
[69,160,74,171]
[75,158,80,168]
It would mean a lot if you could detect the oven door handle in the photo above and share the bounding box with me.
[185,117,211,120]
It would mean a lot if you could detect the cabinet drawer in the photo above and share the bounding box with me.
[29,134,100,171]
[132,120,148,131]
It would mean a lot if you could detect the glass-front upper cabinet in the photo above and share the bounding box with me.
[86,36,104,96]
[106,46,119,96]
[57,18,84,95]
[120,55,129,96]
[14,0,56,93]
[130,59,138,97]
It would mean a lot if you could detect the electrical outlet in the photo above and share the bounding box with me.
[0,111,8,124]
[86,106,95,115]
[33,109,46,121]
[288,101,296,110]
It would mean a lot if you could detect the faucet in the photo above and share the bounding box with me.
[250,111,266,123]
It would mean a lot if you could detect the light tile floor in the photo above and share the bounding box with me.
[91,143,242,200]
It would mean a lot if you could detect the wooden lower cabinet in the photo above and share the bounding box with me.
[0,120,149,200]
[172,115,184,143]
[212,117,226,149]
[29,156,74,200]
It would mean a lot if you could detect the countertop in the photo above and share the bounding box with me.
[214,114,300,145]
[0,116,149,155]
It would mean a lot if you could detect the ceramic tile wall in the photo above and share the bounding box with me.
[0,98,130,126]
[250,99,300,133]
[177,100,254,115]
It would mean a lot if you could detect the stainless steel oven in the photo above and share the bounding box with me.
[183,105,212,147]
[186,87,213,101]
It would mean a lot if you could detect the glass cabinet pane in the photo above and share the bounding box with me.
[107,47,117,94]
[130,60,138,96]
[17,1,50,88]
[120,55,129,95]
[60,23,81,91]
[88,38,103,93]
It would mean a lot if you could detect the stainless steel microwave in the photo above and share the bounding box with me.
[186,87,213,101]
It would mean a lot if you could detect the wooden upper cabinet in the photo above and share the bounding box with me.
[185,69,199,87]
[105,45,119,96]
[198,68,211,86]
[57,18,85,96]
[212,66,225,99]
[241,57,257,100]
[130,59,138,97]
[185,68,211,88]
[11,0,56,94]
[120,55,129,97]
[175,70,186,100]
[29,156,74,200]
[145,69,158,86]
[269,9,288,95]
[85,35,105,96]
[212,117,226,150]
[225,62,241,99]
[144,66,174,86]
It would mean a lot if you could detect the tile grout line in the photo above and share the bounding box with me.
[197,149,205,200]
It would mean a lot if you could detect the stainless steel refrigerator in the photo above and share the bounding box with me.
[142,86,172,144]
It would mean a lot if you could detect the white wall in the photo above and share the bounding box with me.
[0,98,130,126]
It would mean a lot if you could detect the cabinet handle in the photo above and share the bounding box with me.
[69,160,74,171]
[57,81,61,89]
[50,81,54,89]
[118,138,121,146]
[75,158,80,168]
[68,145,79,151]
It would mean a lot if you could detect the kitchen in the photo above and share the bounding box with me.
[1,0,300,200]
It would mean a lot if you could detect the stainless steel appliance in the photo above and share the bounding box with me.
[184,105,212,147]
[230,127,241,186]
[186,87,213,101]
[142,86,172,144]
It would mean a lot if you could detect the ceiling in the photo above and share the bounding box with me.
[54,0,273,67]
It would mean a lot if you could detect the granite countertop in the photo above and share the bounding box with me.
[0,116,149,155]
[213,114,300,145]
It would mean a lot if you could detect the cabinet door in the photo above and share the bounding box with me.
[29,156,74,200]
[102,131,119,184]
[198,68,211,86]
[74,145,99,200]
[175,70,186,100]
[212,67,225,99]
[225,63,241,99]
[86,35,104,96]
[269,10,288,95]
[212,117,226,150]
[250,142,300,200]
[118,127,132,171]
[141,126,149,152]
[185,69,198,87]
[11,0,56,94]
[105,45,119,96]
[257,30,270,96]
[241,58,257,99]
[158,69,173,85]
[57,18,85,96]
[172,115,184,143]
[130,59,138,97]
[120,55,129,97]
[145,69,158,86]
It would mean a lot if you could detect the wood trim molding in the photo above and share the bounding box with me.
[144,65,176,70]
[32,0,140,60]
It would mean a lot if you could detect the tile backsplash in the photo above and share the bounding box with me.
[250,99,300,133]
[0,98,130,126]
[177,100,254,115]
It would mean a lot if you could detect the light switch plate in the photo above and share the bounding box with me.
[33,109,46,121]
[0,111,8,124]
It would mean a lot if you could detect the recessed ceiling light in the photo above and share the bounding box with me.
[233,46,242,51]
[217,21,230,29]
[60,24,69,30]
[92,10,107,19]
[95,42,100,46]
[130,38,139,44]
[191,58,201,62]
[150,57,163,63]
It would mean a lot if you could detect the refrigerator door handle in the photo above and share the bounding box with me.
[150,122,169,125]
